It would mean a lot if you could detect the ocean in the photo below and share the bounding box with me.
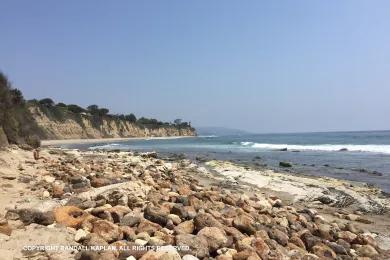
[63,130,390,193]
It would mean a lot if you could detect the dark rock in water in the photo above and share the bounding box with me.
[195,156,207,163]
[254,156,262,160]
[279,161,292,168]
[279,148,288,151]
[339,148,348,152]
[323,164,330,167]
[291,150,300,152]
[371,171,383,176]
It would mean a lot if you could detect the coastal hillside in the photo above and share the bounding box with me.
[27,101,196,140]
[0,72,195,146]
[0,72,43,147]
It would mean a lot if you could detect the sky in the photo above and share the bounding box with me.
[1,1,389,133]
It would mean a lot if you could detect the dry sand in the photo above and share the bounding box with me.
[42,136,194,146]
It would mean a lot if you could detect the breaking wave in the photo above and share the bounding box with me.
[89,143,129,150]
[239,142,390,154]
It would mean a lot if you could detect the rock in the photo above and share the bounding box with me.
[182,255,199,260]
[232,215,255,235]
[75,229,89,242]
[167,214,182,225]
[346,223,361,234]
[301,232,321,250]
[232,249,260,260]
[140,245,181,260]
[178,185,192,196]
[144,204,169,226]
[44,176,56,183]
[75,251,100,260]
[120,212,141,227]
[311,243,336,259]
[237,237,254,251]
[137,219,162,235]
[176,234,209,258]
[54,206,89,228]
[135,232,151,241]
[253,237,270,258]
[135,239,148,246]
[337,231,357,243]
[194,213,223,231]
[345,214,359,221]
[268,228,289,246]
[354,233,378,247]
[0,219,12,236]
[108,205,131,223]
[326,242,348,255]
[10,200,59,225]
[85,233,109,247]
[90,177,111,188]
[289,235,306,249]
[149,236,166,246]
[92,219,122,242]
[120,226,136,241]
[224,226,246,242]
[174,220,194,234]
[279,161,292,167]
[171,204,188,219]
[198,227,229,252]
[52,184,65,198]
[357,244,378,257]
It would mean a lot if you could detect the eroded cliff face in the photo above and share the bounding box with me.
[29,106,196,140]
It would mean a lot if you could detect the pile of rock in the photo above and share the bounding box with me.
[3,150,389,259]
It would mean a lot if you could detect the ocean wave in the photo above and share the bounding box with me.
[89,143,128,150]
[239,142,390,154]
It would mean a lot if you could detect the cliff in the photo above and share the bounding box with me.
[28,105,196,140]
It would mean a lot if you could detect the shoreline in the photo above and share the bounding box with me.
[41,135,196,146]
[0,146,389,258]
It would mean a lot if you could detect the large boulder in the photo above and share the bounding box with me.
[54,206,89,228]
[8,200,60,225]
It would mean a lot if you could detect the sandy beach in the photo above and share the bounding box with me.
[0,146,389,259]
[42,136,195,146]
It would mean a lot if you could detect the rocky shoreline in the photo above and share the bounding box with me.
[0,146,389,259]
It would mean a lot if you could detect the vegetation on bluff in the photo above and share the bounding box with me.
[28,99,194,131]
[0,72,44,147]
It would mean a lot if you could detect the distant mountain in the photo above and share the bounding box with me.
[196,126,252,136]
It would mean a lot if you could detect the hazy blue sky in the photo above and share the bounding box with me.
[1,1,389,133]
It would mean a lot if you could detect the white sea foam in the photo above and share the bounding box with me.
[89,143,127,150]
[240,142,390,154]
